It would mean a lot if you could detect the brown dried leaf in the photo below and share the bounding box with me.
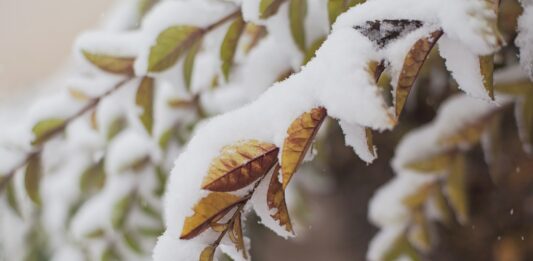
[281,107,327,189]
[181,192,242,239]
[267,164,293,233]
[199,245,215,261]
[232,212,247,259]
[395,31,442,117]
[202,140,279,192]
[479,55,495,100]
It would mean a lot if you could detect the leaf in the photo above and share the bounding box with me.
[209,222,229,233]
[101,246,121,261]
[395,31,442,117]
[243,24,267,54]
[107,117,126,141]
[82,51,135,75]
[123,231,143,255]
[85,228,106,239]
[135,77,155,135]
[515,94,533,152]
[365,127,375,157]
[404,153,452,173]
[181,192,242,239]
[6,180,22,217]
[289,0,307,52]
[202,140,279,192]
[25,154,42,206]
[79,159,106,194]
[438,115,494,147]
[383,234,422,261]
[68,88,91,101]
[281,107,327,189]
[303,36,325,64]
[147,25,203,72]
[112,193,134,229]
[403,183,433,209]
[220,15,246,81]
[328,0,346,25]
[232,212,247,259]
[31,118,65,146]
[138,226,164,237]
[199,245,216,261]
[479,55,495,100]
[432,184,452,226]
[267,164,293,233]
[408,210,431,252]
[259,0,286,19]
[183,37,202,90]
[445,154,469,224]
[354,19,424,49]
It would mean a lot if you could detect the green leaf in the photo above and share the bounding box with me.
[101,246,121,261]
[303,36,325,65]
[147,25,203,72]
[383,234,421,261]
[80,159,106,194]
[25,154,42,206]
[107,117,127,141]
[82,51,135,75]
[154,166,167,197]
[220,15,246,81]
[259,0,286,19]
[138,226,164,237]
[289,0,307,52]
[135,77,155,135]
[445,154,469,224]
[479,55,494,100]
[123,231,143,254]
[327,0,346,25]
[138,198,161,221]
[85,228,106,239]
[183,38,203,90]
[112,193,134,230]
[32,118,65,146]
[6,180,22,217]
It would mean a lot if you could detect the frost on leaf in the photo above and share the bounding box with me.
[281,107,327,189]
[354,19,423,49]
[135,77,155,135]
[147,25,203,72]
[202,140,279,192]
[267,164,293,233]
[395,31,443,117]
[180,192,242,239]
[82,51,135,75]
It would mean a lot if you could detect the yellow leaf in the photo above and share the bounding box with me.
[289,0,307,52]
[221,15,246,81]
[82,50,135,75]
[209,222,229,233]
[432,184,452,226]
[383,234,422,261]
[479,55,495,100]
[365,127,375,157]
[267,164,294,233]
[202,140,279,192]
[148,25,203,72]
[199,245,215,261]
[408,210,432,252]
[31,118,65,146]
[395,31,442,117]
[68,88,91,101]
[403,183,433,209]
[181,192,242,239]
[259,0,286,19]
[281,107,327,189]
[183,37,202,90]
[404,153,452,173]
[136,77,155,135]
[24,154,42,206]
[232,212,247,259]
[445,154,469,224]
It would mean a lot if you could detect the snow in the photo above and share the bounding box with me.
[339,120,377,163]
[516,1,533,80]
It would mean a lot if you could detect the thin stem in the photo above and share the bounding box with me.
[204,9,241,33]
[0,77,133,192]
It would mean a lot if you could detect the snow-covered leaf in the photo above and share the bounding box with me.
[382,234,421,261]
[220,15,245,81]
[281,107,327,189]
[267,164,293,234]
[202,140,279,192]
[82,51,135,75]
[181,192,242,239]
[404,153,451,173]
[135,77,155,135]
[147,25,203,72]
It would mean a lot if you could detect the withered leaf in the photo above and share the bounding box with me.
[404,153,452,173]
[445,154,469,224]
[289,0,307,52]
[199,245,215,261]
[135,77,155,135]
[202,140,279,192]
[232,212,247,259]
[395,31,442,117]
[259,0,286,19]
[25,154,42,206]
[479,55,495,100]
[220,15,245,81]
[354,19,424,49]
[82,51,135,75]
[281,107,327,189]
[181,192,242,239]
[267,164,293,233]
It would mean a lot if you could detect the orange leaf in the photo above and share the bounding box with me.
[267,164,293,233]
[180,192,242,239]
[202,140,279,192]
[395,30,442,117]
[281,107,327,189]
